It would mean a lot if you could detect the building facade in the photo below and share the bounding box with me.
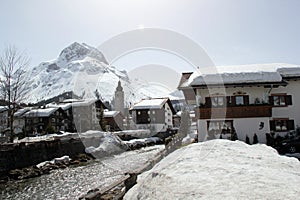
[178,63,300,143]
[130,98,176,133]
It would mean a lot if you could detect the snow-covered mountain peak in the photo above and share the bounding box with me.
[22,43,180,104]
[58,42,108,65]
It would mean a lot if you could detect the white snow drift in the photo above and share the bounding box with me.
[124,139,300,200]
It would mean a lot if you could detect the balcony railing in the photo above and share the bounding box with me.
[196,104,272,119]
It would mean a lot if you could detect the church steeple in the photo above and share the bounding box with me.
[116,80,123,91]
[114,80,124,115]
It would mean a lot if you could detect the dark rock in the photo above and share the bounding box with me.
[69,160,81,165]
[8,169,24,180]
[0,176,9,183]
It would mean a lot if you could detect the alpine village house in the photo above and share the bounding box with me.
[178,63,300,143]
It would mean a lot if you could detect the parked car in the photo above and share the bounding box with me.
[278,137,300,154]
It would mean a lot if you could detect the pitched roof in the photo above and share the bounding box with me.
[104,110,120,118]
[14,108,31,117]
[131,98,169,110]
[24,107,59,117]
[179,63,300,88]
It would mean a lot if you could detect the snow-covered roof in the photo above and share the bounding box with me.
[124,139,300,199]
[0,106,8,112]
[190,71,282,85]
[71,99,98,107]
[47,102,72,110]
[277,67,300,77]
[104,110,120,118]
[61,99,83,103]
[131,98,169,110]
[24,107,59,117]
[14,108,31,117]
[180,63,300,87]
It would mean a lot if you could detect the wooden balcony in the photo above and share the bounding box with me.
[196,105,272,119]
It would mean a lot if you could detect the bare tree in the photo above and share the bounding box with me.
[0,45,30,142]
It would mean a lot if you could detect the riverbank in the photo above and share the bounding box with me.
[0,145,164,199]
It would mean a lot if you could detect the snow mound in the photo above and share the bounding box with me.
[124,139,300,200]
[84,131,128,158]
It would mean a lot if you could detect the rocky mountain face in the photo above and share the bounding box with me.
[22,42,181,105]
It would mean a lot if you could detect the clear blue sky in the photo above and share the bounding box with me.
[1,0,300,71]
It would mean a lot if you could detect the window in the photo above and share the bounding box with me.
[211,96,225,107]
[235,96,244,105]
[207,120,233,133]
[270,94,292,106]
[270,119,294,132]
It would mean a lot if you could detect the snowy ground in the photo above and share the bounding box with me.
[124,139,300,200]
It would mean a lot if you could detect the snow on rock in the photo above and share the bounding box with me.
[115,129,155,139]
[124,139,300,200]
[36,155,70,168]
[84,131,128,158]
[21,42,180,104]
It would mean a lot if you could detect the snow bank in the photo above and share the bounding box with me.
[124,139,300,200]
[115,129,154,139]
[124,137,162,145]
[84,131,128,158]
[36,155,70,168]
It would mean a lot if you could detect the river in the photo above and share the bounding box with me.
[0,145,164,200]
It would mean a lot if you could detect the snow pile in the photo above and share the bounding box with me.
[84,131,128,158]
[124,139,300,200]
[124,137,162,145]
[36,155,70,168]
[115,129,154,139]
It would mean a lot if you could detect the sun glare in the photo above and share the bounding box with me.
[138,24,145,30]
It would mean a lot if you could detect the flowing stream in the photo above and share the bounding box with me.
[0,145,164,200]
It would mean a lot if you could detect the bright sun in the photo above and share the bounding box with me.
[138,24,145,30]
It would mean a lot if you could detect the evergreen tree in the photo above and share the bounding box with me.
[99,105,107,131]
[45,124,55,134]
[245,135,251,144]
[230,127,238,141]
[253,133,258,144]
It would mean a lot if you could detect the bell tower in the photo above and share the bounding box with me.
[114,80,124,115]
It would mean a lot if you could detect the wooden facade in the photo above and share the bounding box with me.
[197,105,273,119]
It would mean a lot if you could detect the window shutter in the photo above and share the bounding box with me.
[288,120,295,130]
[226,96,231,106]
[269,120,275,131]
[285,95,292,105]
[244,95,250,105]
[269,96,274,105]
[205,97,211,107]
[231,96,236,105]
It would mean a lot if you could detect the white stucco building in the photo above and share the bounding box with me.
[130,98,176,133]
[178,63,300,143]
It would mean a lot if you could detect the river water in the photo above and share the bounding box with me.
[0,145,164,200]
